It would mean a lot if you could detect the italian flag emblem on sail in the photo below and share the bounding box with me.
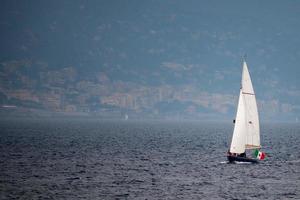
[253,149,266,160]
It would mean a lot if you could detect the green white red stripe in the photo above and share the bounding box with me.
[253,149,266,160]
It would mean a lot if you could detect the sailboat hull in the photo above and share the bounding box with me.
[227,155,258,163]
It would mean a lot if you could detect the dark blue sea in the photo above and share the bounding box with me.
[0,118,299,199]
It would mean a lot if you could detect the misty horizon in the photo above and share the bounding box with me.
[1,1,300,122]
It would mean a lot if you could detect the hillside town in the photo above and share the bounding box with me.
[0,60,236,119]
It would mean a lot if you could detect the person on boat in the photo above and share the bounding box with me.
[227,150,232,156]
[228,150,246,158]
[239,152,246,157]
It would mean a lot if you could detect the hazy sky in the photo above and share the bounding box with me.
[0,0,300,121]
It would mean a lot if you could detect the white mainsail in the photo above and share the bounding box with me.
[230,61,260,153]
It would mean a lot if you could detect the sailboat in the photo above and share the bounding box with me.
[227,59,265,163]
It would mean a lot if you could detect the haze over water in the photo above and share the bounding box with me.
[1,1,300,121]
[1,118,299,199]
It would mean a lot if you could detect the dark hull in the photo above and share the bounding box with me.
[227,155,258,163]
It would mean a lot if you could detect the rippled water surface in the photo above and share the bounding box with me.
[0,119,299,199]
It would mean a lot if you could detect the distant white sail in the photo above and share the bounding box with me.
[230,61,260,153]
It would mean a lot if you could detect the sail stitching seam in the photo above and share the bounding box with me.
[242,92,255,95]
